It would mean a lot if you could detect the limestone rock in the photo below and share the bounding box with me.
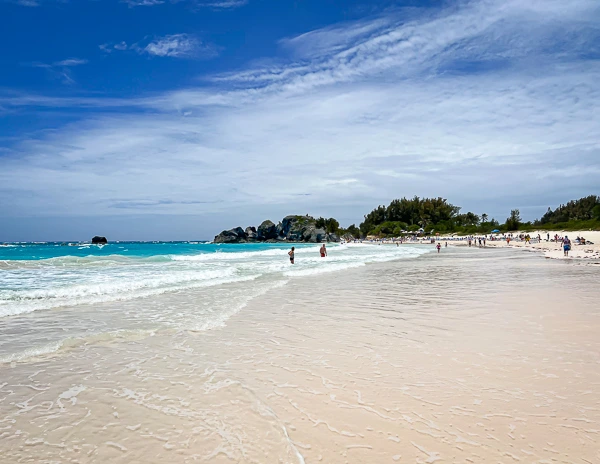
[245,226,258,241]
[214,227,247,244]
[257,220,277,240]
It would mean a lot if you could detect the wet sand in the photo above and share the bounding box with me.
[1,246,599,463]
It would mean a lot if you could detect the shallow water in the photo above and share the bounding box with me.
[0,242,428,362]
[1,246,599,463]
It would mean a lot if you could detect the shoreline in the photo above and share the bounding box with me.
[357,229,600,262]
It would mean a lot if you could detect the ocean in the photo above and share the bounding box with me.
[0,241,430,363]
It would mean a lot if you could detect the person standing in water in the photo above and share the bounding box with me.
[288,247,295,264]
[563,236,571,257]
[436,243,441,253]
[320,244,327,257]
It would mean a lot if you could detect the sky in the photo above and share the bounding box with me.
[1,0,599,241]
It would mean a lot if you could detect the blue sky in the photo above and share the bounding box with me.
[1,0,599,241]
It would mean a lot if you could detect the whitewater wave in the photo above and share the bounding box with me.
[0,244,432,318]
[0,273,260,317]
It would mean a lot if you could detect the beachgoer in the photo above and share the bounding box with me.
[288,247,295,264]
[445,241,448,248]
[436,243,441,253]
[563,236,571,257]
[320,244,327,257]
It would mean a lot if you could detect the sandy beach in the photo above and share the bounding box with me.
[1,245,600,463]
[482,230,600,261]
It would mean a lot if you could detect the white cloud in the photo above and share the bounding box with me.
[2,0,600,236]
[142,34,200,58]
[100,35,215,60]
[53,58,88,67]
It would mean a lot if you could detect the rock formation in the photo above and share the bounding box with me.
[91,236,107,244]
[213,227,247,244]
[257,220,277,240]
[214,215,341,244]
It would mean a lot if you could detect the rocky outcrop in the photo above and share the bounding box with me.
[280,215,323,242]
[245,226,258,241]
[214,215,339,244]
[91,236,107,244]
[214,227,247,244]
[257,220,277,240]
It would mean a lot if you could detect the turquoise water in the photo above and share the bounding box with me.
[0,241,306,261]
[0,241,432,363]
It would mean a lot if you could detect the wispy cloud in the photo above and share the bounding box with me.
[23,57,88,84]
[199,0,247,9]
[123,0,165,6]
[142,34,203,58]
[100,34,217,59]
[2,0,600,233]
[123,0,247,8]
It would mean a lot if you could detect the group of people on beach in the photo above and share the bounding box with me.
[288,244,327,264]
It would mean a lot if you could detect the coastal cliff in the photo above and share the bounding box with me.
[214,215,340,244]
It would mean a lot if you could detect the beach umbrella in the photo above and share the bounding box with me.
[491,229,500,233]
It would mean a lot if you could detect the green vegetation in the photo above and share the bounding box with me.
[538,195,600,224]
[354,195,600,238]
[315,217,341,234]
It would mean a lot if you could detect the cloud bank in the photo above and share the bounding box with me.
[2,0,600,239]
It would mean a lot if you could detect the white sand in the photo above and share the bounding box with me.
[1,247,599,463]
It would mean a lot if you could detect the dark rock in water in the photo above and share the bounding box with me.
[245,226,258,241]
[91,236,107,244]
[257,220,277,240]
[214,227,247,244]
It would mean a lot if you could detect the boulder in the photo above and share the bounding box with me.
[257,220,277,240]
[304,227,327,243]
[91,236,107,244]
[214,227,247,244]
[280,215,318,241]
[245,226,258,241]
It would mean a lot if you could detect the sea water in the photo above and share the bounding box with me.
[0,241,430,362]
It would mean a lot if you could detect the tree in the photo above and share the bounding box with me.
[505,209,522,230]
[539,195,600,224]
[345,224,360,238]
[325,218,340,234]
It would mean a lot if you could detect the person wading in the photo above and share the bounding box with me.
[288,247,295,264]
